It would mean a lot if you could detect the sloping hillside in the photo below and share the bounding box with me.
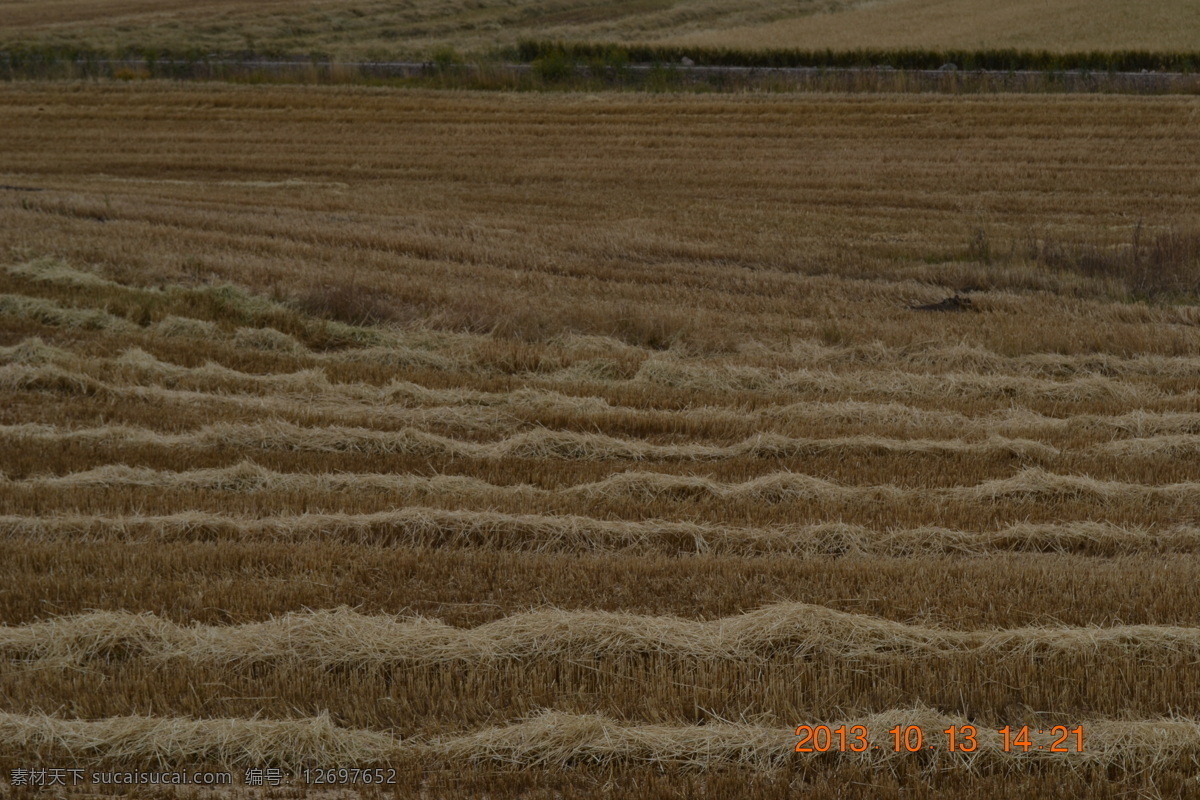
[7,0,1197,58]
[0,0,827,58]
[670,0,1200,53]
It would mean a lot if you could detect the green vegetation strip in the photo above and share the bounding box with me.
[516,42,1200,72]
[4,43,1200,79]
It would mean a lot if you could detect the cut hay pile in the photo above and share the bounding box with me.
[632,358,1162,404]
[0,421,1061,462]
[10,335,1200,449]
[231,326,307,354]
[436,710,794,769]
[0,712,398,769]
[955,468,1200,504]
[0,294,136,332]
[4,708,1200,771]
[12,463,1200,511]
[7,604,1200,668]
[3,460,515,497]
[6,511,1197,556]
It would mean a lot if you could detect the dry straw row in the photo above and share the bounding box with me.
[6,461,1200,505]
[11,257,1200,379]
[2,342,337,395]
[0,379,512,432]
[7,344,1200,443]
[0,711,396,769]
[13,417,1200,460]
[5,260,464,358]
[10,361,1200,449]
[6,603,1200,667]
[0,331,1180,411]
[0,294,138,333]
[3,707,1199,770]
[0,421,1061,462]
[3,510,1193,556]
[785,339,1200,380]
[623,358,1166,404]
[0,344,533,404]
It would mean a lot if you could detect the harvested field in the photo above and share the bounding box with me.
[2,0,1197,58]
[0,0,828,59]
[2,83,1200,799]
[672,0,1200,54]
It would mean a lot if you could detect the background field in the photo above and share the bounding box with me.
[2,84,1200,798]
[673,0,1200,54]
[2,0,1199,59]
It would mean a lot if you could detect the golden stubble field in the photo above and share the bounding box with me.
[673,0,1200,54]
[0,0,833,60]
[2,0,1199,58]
[1,83,1200,798]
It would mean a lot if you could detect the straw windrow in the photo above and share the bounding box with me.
[9,462,1200,507]
[4,511,1194,556]
[0,421,1061,462]
[6,604,1200,668]
[3,709,1200,770]
[9,346,1200,446]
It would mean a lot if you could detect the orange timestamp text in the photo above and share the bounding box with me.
[794,724,1084,753]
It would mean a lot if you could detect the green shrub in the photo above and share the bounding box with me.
[532,50,575,83]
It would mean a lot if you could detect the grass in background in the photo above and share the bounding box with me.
[2,0,1198,63]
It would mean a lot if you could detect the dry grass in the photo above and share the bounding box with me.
[12,343,1200,450]
[0,711,398,769]
[0,0,825,58]
[671,0,1200,53]
[0,292,137,331]
[3,460,512,497]
[8,604,1200,669]
[5,707,1200,772]
[2,0,1198,59]
[3,84,1200,798]
[440,707,1200,770]
[631,358,1167,404]
[7,511,1196,557]
[4,87,1200,358]
[10,461,1200,512]
[0,420,1062,462]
